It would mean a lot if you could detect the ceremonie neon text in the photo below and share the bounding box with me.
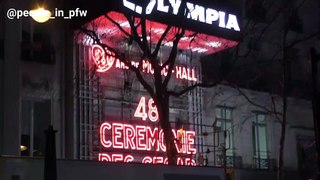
[100,122,196,154]
[98,96,197,165]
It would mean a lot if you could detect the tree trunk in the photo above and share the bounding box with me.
[277,108,286,180]
[158,95,178,165]
[278,20,288,179]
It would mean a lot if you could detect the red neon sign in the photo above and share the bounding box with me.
[98,153,134,163]
[100,122,196,154]
[134,97,159,122]
[85,11,238,54]
[98,96,197,166]
[91,45,198,81]
[91,44,115,72]
[99,153,196,166]
[123,124,136,149]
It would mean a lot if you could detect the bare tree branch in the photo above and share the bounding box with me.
[124,14,146,54]
[160,32,195,70]
[152,25,172,58]
[286,31,320,49]
[271,95,282,122]
[105,14,131,38]
[79,26,156,99]
[168,80,222,97]
[163,28,185,88]
[141,17,151,56]
[226,83,283,116]
[79,27,102,44]
[239,7,282,58]
[123,58,156,99]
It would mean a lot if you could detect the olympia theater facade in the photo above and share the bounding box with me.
[1,0,318,179]
[0,0,248,179]
[73,0,240,165]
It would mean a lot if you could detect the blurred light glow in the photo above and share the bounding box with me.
[30,7,51,23]
[20,145,28,151]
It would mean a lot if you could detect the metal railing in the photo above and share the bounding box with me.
[253,157,276,170]
[216,155,243,168]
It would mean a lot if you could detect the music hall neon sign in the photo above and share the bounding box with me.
[91,44,198,81]
[99,96,197,165]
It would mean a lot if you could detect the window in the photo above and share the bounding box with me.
[252,113,268,169]
[215,107,233,156]
[20,100,51,157]
[20,19,55,64]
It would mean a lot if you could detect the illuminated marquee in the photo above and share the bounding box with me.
[123,0,240,32]
[98,97,197,166]
[91,44,115,72]
[91,44,198,81]
[100,122,196,153]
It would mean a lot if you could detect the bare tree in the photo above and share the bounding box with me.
[229,1,318,179]
[200,0,319,179]
[78,2,194,164]
[77,0,319,169]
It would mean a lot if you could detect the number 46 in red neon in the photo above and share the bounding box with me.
[134,97,159,122]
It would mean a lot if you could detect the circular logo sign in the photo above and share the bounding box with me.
[91,44,115,72]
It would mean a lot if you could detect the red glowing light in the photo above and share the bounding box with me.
[97,96,198,166]
[177,158,184,165]
[185,131,197,154]
[100,122,112,148]
[86,11,238,54]
[99,153,111,161]
[91,45,198,82]
[146,127,159,151]
[163,158,168,165]
[99,122,196,155]
[112,123,124,149]
[158,129,166,152]
[134,97,159,122]
[185,158,197,166]
[134,97,148,121]
[136,125,147,150]
[91,44,115,72]
[112,154,124,162]
[142,156,153,164]
[124,155,134,163]
[98,153,196,166]
[175,66,197,81]
[123,124,136,150]
[148,99,158,122]
[98,153,135,163]
[152,156,166,164]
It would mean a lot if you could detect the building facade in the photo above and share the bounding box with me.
[0,0,319,180]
